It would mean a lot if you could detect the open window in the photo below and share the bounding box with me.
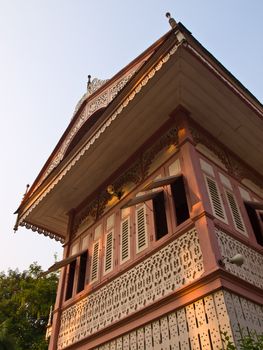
[244,201,263,246]
[170,176,190,225]
[145,174,190,227]
[77,251,88,293]
[40,249,88,300]
[152,191,168,240]
[65,260,76,300]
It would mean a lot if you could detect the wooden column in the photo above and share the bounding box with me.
[170,105,221,273]
[48,210,75,350]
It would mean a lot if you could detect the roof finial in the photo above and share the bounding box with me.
[87,75,91,91]
[13,183,30,233]
[23,184,30,199]
[166,12,177,29]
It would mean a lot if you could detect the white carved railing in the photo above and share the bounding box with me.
[216,228,263,289]
[57,229,204,349]
[95,290,263,350]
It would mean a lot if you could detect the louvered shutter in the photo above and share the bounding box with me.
[104,230,113,273]
[120,217,130,264]
[136,205,148,253]
[225,190,246,234]
[91,241,99,282]
[205,175,227,222]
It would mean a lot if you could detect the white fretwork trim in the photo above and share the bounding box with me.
[216,228,263,289]
[57,228,204,349]
[224,290,263,342]
[94,291,226,350]
[95,290,263,350]
[42,72,134,180]
[20,221,64,243]
[18,39,184,228]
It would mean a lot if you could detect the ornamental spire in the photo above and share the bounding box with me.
[87,75,91,92]
[166,12,177,29]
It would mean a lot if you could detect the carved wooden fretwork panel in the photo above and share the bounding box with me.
[57,229,204,349]
[216,228,263,289]
[95,290,263,350]
[224,290,263,342]
[73,126,178,233]
[94,290,231,350]
[190,122,263,190]
[40,71,136,184]
[87,78,109,97]
[20,221,64,243]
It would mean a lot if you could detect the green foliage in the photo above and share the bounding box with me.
[0,262,58,350]
[0,322,18,350]
[221,331,263,350]
[221,331,236,350]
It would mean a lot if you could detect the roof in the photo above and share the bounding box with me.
[14,22,263,243]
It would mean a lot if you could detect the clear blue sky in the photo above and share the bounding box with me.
[0,0,262,272]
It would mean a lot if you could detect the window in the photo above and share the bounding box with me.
[90,241,100,282]
[104,231,114,273]
[152,191,168,239]
[123,191,165,249]
[65,260,76,300]
[77,251,88,293]
[245,201,263,246]
[120,217,130,264]
[204,175,227,222]
[225,190,246,234]
[136,205,148,253]
[171,176,190,225]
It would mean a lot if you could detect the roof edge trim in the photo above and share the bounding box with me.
[18,220,65,243]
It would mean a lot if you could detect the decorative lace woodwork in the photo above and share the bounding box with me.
[44,72,135,181]
[57,229,204,349]
[20,221,64,243]
[95,290,263,350]
[87,78,109,96]
[223,290,263,341]
[216,228,263,288]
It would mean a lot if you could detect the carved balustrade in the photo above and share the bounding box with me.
[57,228,204,349]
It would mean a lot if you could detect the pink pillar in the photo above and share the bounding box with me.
[48,211,75,350]
[171,106,221,273]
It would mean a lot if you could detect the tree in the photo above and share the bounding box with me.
[0,263,58,350]
[0,322,17,350]
[222,331,263,350]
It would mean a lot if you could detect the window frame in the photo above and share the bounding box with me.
[244,201,263,246]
